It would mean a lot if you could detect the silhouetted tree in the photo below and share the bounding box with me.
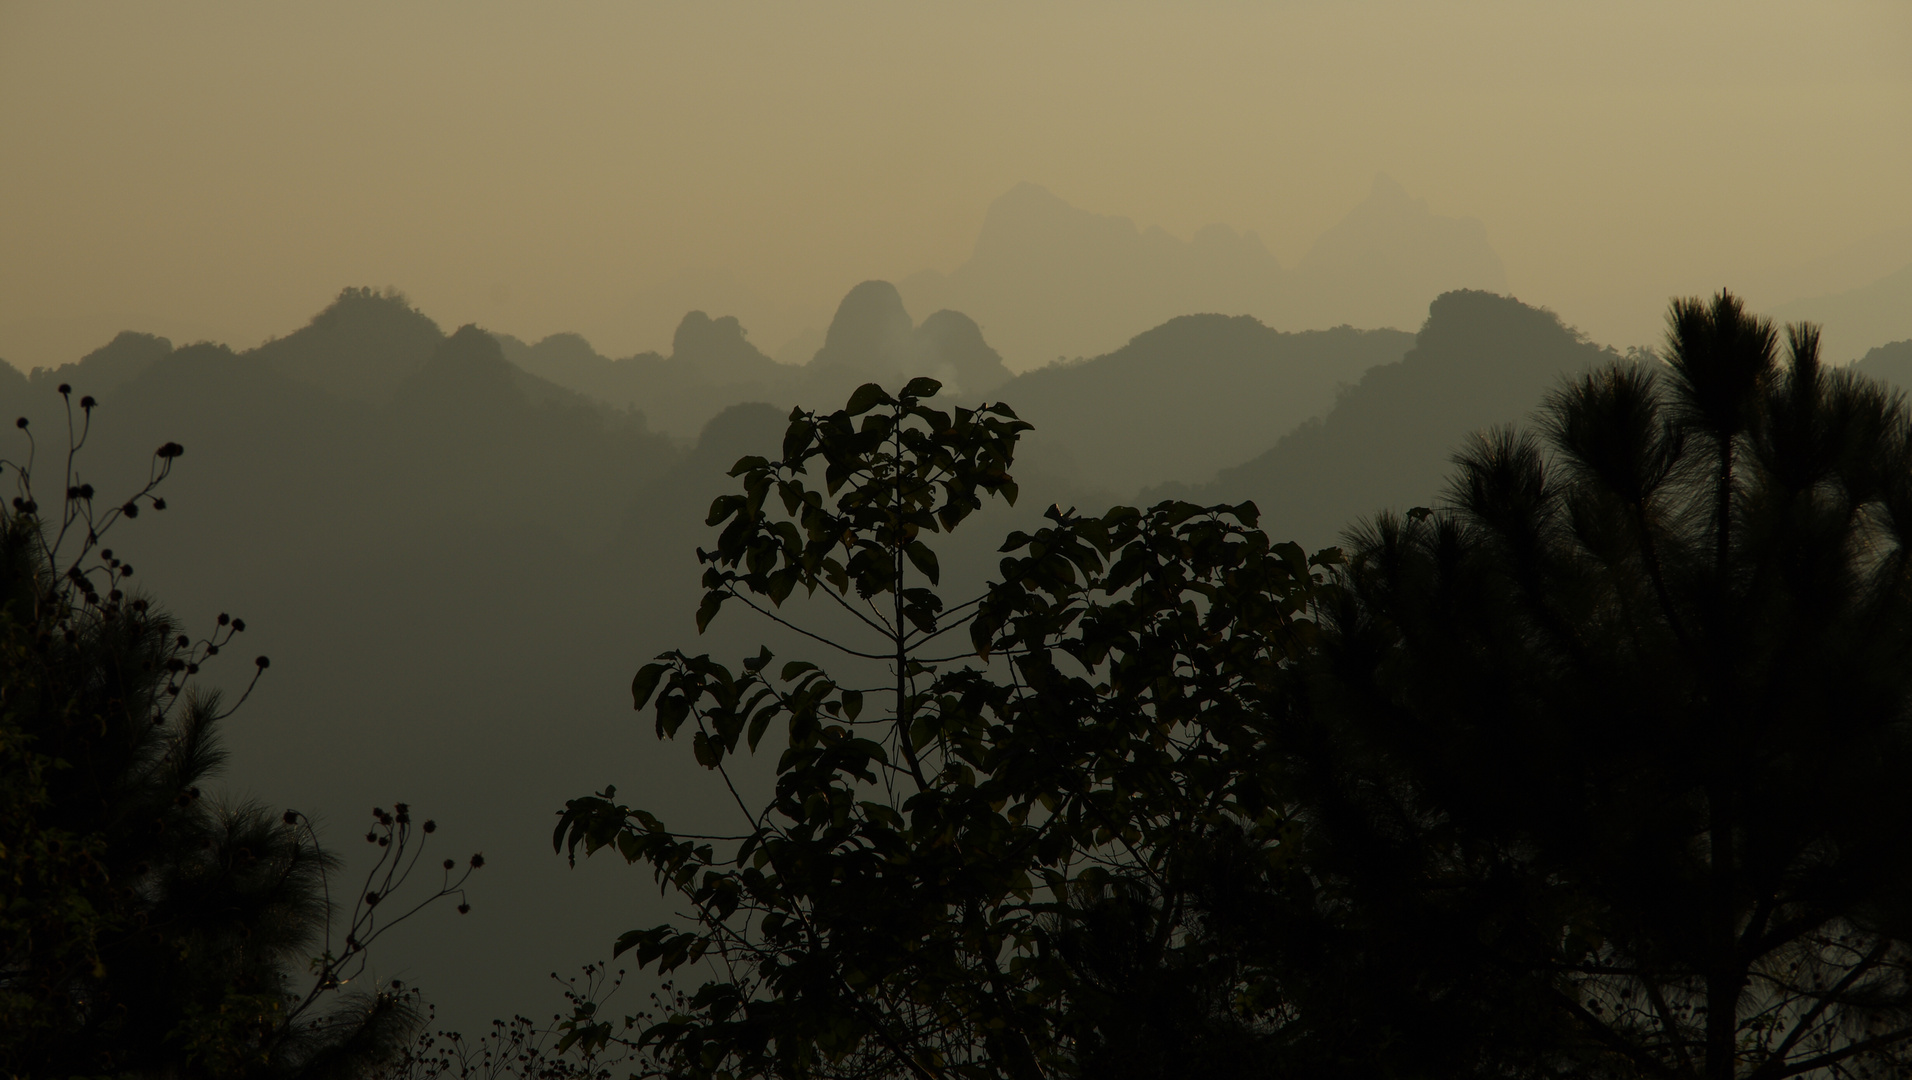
[0,389,482,1078]
[1308,292,1912,1078]
[556,380,1334,1079]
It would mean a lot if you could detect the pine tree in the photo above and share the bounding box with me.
[1313,292,1912,1078]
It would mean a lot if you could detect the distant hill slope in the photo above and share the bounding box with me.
[1290,174,1506,330]
[24,330,175,395]
[250,287,447,403]
[1851,339,1912,390]
[1774,260,1912,365]
[999,316,1412,495]
[1162,290,1615,549]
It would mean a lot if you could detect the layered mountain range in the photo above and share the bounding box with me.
[3,276,1906,1035]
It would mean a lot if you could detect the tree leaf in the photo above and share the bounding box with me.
[692,731,719,768]
[747,706,777,752]
[901,376,943,400]
[905,541,941,585]
[846,383,890,416]
[631,663,668,710]
[695,591,726,633]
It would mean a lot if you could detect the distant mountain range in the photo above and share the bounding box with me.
[8,279,1906,1035]
[494,280,1014,439]
[899,175,1506,369]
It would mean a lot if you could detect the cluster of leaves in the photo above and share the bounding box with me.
[0,387,480,1078]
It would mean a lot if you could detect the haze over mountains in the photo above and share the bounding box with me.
[5,256,1910,1038]
[1775,260,1912,368]
[898,175,1505,369]
[578,176,1912,374]
[9,174,1910,378]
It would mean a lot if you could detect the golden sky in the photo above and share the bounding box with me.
[3,1,1908,370]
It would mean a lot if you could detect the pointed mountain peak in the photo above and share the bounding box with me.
[811,281,916,374]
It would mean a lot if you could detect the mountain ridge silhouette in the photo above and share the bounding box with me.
[0,281,1766,1038]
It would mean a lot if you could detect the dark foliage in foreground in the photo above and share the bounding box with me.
[1307,292,1912,1078]
[555,293,1912,1080]
[0,393,480,1078]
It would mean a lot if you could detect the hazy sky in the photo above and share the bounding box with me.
[3,1,1908,371]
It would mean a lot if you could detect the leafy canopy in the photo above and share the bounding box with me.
[557,380,1336,1080]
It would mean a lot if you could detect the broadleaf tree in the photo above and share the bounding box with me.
[555,380,1338,1080]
